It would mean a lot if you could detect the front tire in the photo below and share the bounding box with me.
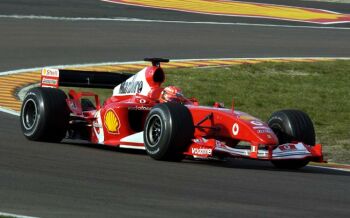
[268,109,315,169]
[144,103,194,161]
[20,87,69,142]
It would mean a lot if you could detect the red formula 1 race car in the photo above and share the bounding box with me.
[20,58,324,169]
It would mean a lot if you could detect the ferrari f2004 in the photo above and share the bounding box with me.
[20,58,324,169]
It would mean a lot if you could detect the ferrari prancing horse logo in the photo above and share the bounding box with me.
[104,109,120,134]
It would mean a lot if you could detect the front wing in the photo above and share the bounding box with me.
[184,138,324,162]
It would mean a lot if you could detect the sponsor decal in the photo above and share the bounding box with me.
[279,144,297,151]
[42,78,58,85]
[42,68,59,77]
[128,106,152,111]
[251,120,264,126]
[191,147,212,155]
[119,80,143,94]
[232,123,239,136]
[112,68,151,97]
[257,129,273,134]
[104,109,120,134]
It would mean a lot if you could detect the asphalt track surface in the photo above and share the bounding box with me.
[0,0,350,217]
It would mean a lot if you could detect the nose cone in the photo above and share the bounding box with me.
[256,130,279,145]
[235,112,279,145]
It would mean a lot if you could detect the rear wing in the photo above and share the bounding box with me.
[41,68,133,89]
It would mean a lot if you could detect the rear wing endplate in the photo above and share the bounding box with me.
[41,68,133,89]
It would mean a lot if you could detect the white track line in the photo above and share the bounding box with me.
[0,15,350,30]
[0,107,20,116]
[308,165,350,172]
[0,212,39,218]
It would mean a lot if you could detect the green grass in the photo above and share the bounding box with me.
[64,60,350,163]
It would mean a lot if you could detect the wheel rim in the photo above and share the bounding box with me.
[147,114,162,147]
[22,99,38,130]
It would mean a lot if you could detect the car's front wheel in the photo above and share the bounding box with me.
[144,103,194,161]
[268,109,315,169]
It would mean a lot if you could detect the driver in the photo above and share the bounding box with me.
[159,86,187,103]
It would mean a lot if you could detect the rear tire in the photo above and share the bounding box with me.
[20,87,69,142]
[144,103,194,161]
[268,109,315,169]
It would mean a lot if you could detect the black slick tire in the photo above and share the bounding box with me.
[268,109,315,169]
[144,103,194,161]
[20,87,69,142]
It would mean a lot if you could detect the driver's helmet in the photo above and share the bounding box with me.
[159,86,185,103]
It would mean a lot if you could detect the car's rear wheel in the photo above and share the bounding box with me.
[20,87,69,142]
[144,103,194,161]
[268,109,315,169]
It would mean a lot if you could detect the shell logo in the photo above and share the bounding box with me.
[104,109,120,134]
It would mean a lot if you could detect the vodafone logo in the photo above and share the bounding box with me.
[232,123,239,136]
[191,148,212,155]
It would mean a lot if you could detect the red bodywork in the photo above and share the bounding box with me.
[41,63,324,162]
